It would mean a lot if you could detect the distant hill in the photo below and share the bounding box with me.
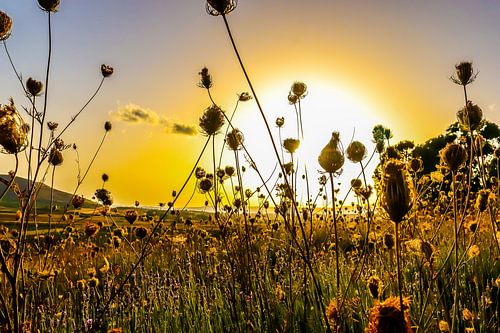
[0,175,92,210]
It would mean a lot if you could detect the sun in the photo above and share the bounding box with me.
[219,79,380,202]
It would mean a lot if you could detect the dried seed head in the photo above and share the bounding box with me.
[195,167,206,179]
[381,160,413,223]
[452,62,475,86]
[0,99,29,154]
[134,226,148,239]
[71,195,85,209]
[408,157,423,173]
[351,178,362,189]
[325,299,340,329]
[457,101,483,131]
[440,143,467,172]
[95,188,113,205]
[346,141,367,163]
[475,189,490,212]
[198,67,212,89]
[47,121,58,131]
[206,0,237,16]
[384,233,395,249]
[438,320,450,332]
[0,11,12,41]
[318,132,345,174]
[283,138,300,154]
[287,92,299,105]
[226,128,244,151]
[101,64,114,78]
[26,78,44,96]
[124,210,138,225]
[238,92,252,102]
[367,275,383,299]
[84,222,100,237]
[198,178,213,193]
[290,81,307,98]
[367,296,412,333]
[494,148,500,159]
[224,165,235,177]
[48,148,63,166]
[199,105,225,136]
[104,121,112,132]
[275,117,285,128]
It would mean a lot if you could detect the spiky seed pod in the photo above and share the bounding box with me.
[198,67,212,89]
[198,178,213,193]
[283,138,300,154]
[367,275,383,299]
[224,165,235,177]
[71,195,85,209]
[346,141,367,163]
[104,121,112,132]
[381,160,413,224]
[453,62,475,86]
[238,92,252,101]
[26,78,44,96]
[124,210,138,225]
[206,0,237,16]
[48,148,63,166]
[351,178,362,189]
[318,132,345,174]
[38,0,61,12]
[457,101,483,131]
[0,11,12,41]
[440,143,467,172]
[101,64,114,78]
[367,296,412,333]
[134,227,148,239]
[226,128,244,150]
[475,189,490,212]
[199,105,225,136]
[290,81,307,98]
[275,117,285,128]
[0,100,29,154]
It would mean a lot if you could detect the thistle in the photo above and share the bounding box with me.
[451,61,476,86]
[367,297,412,333]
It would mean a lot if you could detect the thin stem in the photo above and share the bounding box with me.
[451,171,459,332]
[48,165,56,235]
[329,173,340,293]
[395,221,405,325]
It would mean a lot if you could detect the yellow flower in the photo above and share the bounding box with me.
[467,245,480,259]
[438,320,450,332]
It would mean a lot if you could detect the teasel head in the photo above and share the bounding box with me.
[457,101,483,132]
[451,61,477,86]
[199,105,225,136]
[101,64,114,78]
[198,67,213,89]
[283,138,300,154]
[290,81,307,99]
[0,11,12,41]
[346,140,367,163]
[439,143,467,172]
[318,132,345,174]
[48,148,63,166]
[26,77,44,97]
[0,100,29,154]
[380,160,413,224]
[38,0,61,12]
[226,128,244,151]
[206,0,237,16]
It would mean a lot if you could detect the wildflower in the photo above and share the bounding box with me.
[440,143,467,172]
[283,162,294,175]
[430,171,444,183]
[238,92,252,101]
[134,227,148,239]
[226,128,244,150]
[26,78,44,97]
[318,132,344,174]
[290,81,307,98]
[346,141,367,163]
[206,0,237,16]
[475,189,490,212]
[367,296,412,333]
[0,99,29,154]
[462,308,474,322]
[84,222,100,237]
[107,329,123,333]
[0,11,12,41]
[275,117,285,128]
[72,195,85,209]
[457,101,483,131]
[48,148,63,166]
[101,64,114,78]
[408,157,423,173]
[283,138,300,154]
[467,245,480,259]
[37,0,60,12]
[198,67,213,89]
[124,210,138,225]
[381,160,413,223]
[438,320,450,332]
[99,257,110,274]
[216,168,225,180]
[104,121,112,132]
[368,275,383,299]
[452,62,476,86]
[95,188,113,205]
[199,105,225,136]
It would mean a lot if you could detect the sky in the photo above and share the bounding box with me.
[0,0,499,207]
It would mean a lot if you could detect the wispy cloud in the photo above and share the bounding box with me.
[112,103,197,136]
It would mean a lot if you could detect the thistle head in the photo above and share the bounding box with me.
[318,132,344,174]
[37,0,61,12]
[439,143,467,172]
[380,160,413,223]
[199,105,225,136]
[206,0,237,16]
[226,128,244,151]
[346,140,367,163]
[451,61,476,86]
[0,11,12,41]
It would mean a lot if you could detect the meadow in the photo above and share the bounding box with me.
[0,1,499,332]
